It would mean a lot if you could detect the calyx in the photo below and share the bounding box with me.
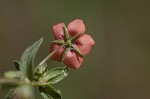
[51,25,83,61]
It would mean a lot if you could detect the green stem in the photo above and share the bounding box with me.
[35,44,66,71]
[31,81,45,86]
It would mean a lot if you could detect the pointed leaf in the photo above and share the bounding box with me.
[13,60,20,71]
[41,93,52,99]
[39,85,62,99]
[42,67,68,84]
[39,86,52,99]
[20,38,43,81]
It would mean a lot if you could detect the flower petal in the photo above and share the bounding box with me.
[63,50,83,69]
[75,34,95,55]
[68,19,86,36]
[52,23,65,40]
[50,44,65,62]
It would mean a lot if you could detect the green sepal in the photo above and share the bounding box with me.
[71,32,82,42]
[20,38,43,81]
[63,25,70,41]
[72,44,83,56]
[51,40,65,44]
[39,85,62,99]
[62,47,70,62]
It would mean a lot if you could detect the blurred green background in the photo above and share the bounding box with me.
[0,0,150,99]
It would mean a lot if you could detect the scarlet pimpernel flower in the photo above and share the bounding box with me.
[50,19,95,69]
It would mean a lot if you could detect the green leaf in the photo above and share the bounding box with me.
[38,63,48,74]
[13,60,20,71]
[39,85,62,99]
[34,63,48,81]
[42,67,68,84]
[4,85,34,99]
[20,38,43,81]
[4,71,23,79]
[10,85,34,99]
[39,86,52,99]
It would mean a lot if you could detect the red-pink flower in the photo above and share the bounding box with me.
[50,19,95,69]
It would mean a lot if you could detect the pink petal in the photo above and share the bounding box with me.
[63,50,83,69]
[68,19,86,36]
[52,23,65,40]
[75,34,95,55]
[50,44,65,62]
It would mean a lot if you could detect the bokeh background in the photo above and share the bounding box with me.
[0,0,150,99]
